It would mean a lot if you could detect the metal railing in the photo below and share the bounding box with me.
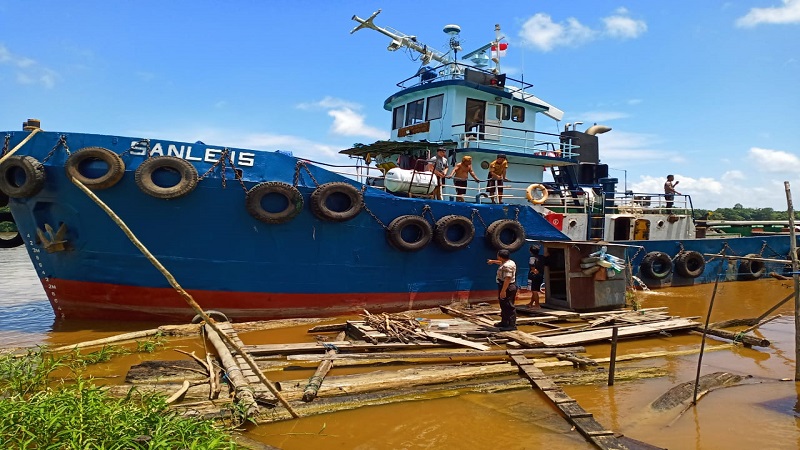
[453,124,579,159]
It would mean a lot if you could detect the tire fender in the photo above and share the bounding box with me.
[387,215,432,251]
[246,181,304,224]
[640,251,673,279]
[434,215,475,251]
[0,155,45,198]
[65,147,125,190]
[135,156,198,199]
[486,219,525,252]
[310,182,363,222]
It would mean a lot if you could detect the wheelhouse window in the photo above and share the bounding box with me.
[405,99,425,126]
[494,104,510,121]
[426,94,444,121]
[511,106,525,123]
[392,105,405,130]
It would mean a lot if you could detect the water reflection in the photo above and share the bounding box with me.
[0,247,52,347]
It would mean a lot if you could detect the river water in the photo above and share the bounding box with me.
[1,245,799,449]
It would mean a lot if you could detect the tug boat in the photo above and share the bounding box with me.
[0,10,796,321]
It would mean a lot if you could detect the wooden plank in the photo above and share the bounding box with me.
[286,346,587,362]
[539,318,699,347]
[424,331,490,351]
[307,323,347,333]
[245,341,444,356]
[497,330,546,348]
[531,378,560,391]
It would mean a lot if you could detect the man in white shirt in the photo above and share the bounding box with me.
[487,249,518,331]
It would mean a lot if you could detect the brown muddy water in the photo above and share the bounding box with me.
[2,245,800,449]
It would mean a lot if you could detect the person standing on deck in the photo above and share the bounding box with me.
[527,245,545,308]
[448,155,481,202]
[664,174,680,209]
[432,148,449,200]
[487,154,508,204]
[487,249,518,331]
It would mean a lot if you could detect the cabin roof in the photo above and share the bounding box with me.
[339,140,457,157]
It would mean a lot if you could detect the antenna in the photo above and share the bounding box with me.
[351,10,451,65]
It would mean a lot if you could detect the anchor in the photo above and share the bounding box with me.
[36,222,68,253]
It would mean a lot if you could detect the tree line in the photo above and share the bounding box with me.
[694,204,800,221]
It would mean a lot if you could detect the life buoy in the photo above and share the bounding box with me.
[485,219,525,252]
[739,253,765,280]
[434,215,475,251]
[525,183,549,204]
[387,215,432,251]
[674,250,705,278]
[640,251,673,279]
[0,211,23,248]
[65,147,125,190]
[135,156,198,199]
[0,156,45,198]
[310,182,363,222]
[246,181,304,224]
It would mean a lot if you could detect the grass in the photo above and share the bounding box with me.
[0,347,240,449]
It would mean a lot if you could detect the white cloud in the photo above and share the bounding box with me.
[736,0,800,27]
[596,130,664,164]
[296,96,361,111]
[603,8,648,39]
[747,147,800,172]
[518,9,646,51]
[328,107,387,140]
[576,110,630,122]
[0,43,58,88]
[518,13,595,51]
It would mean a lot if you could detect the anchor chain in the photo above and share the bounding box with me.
[41,135,70,163]
[421,204,436,223]
[198,148,248,192]
[470,208,488,230]
[361,186,388,230]
[119,139,151,159]
[757,241,767,257]
[1,134,9,156]
[293,160,320,188]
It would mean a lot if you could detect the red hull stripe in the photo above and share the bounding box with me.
[44,278,498,322]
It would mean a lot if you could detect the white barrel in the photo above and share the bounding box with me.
[384,168,438,195]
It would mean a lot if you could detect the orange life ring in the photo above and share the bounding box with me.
[525,183,549,204]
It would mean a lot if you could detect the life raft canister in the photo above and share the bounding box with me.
[0,155,45,198]
[525,183,549,204]
[0,211,24,248]
[674,250,705,278]
[433,214,475,251]
[386,215,433,251]
[65,147,125,190]
[246,181,304,224]
[640,251,673,279]
[310,182,363,222]
[485,219,525,252]
[738,253,765,280]
[134,156,198,199]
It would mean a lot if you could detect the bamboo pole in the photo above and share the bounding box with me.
[693,264,723,405]
[204,324,258,416]
[785,181,800,381]
[302,331,345,402]
[70,178,299,418]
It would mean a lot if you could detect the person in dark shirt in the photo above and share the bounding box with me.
[664,174,680,209]
[527,245,545,308]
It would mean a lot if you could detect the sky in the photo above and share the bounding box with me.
[1,1,798,210]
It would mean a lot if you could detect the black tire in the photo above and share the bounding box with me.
[0,156,45,198]
[310,182,363,222]
[640,251,673,279]
[191,309,230,324]
[739,253,765,280]
[485,219,525,252]
[135,156,198,199]
[0,211,23,248]
[246,181,304,224]
[65,147,125,190]
[674,250,705,278]
[387,215,432,251]
[434,215,475,251]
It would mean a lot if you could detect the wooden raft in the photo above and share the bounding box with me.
[215,321,277,401]
[508,352,663,450]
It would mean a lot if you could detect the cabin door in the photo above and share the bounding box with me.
[465,99,486,141]
[484,102,503,141]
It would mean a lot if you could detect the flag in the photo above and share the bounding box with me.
[490,42,507,58]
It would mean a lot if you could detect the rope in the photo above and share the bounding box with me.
[69,176,299,419]
[0,128,42,166]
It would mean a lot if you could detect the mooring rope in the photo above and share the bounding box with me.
[0,128,42,166]
[69,176,299,419]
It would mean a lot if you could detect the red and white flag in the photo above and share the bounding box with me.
[491,42,508,58]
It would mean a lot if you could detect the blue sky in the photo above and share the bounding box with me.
[1,1,798,210]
